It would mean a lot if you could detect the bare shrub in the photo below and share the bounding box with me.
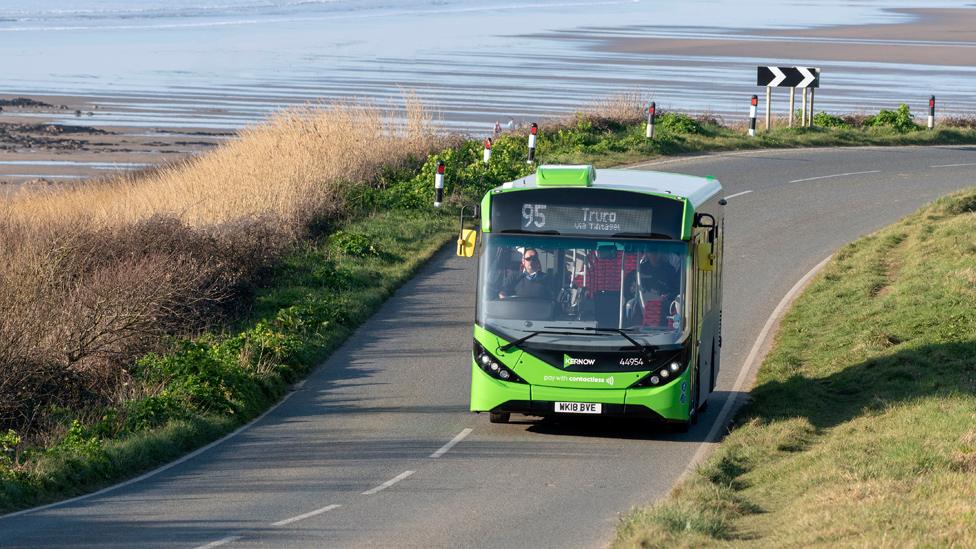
[938,116,976,129]
[546,91,648,132]
[0,215,287,436]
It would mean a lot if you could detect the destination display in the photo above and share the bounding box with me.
[521,203,652,236]
[491,188,684,239]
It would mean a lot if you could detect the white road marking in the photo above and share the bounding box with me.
[929,162,976,168]
[723,190,753,200]
[430,428,473,458]
[624,144,976,170]
[362,470,415,495]
[271,504,341,527]
[788,170,879,183]
[194,535,242,549]
[678,254,833,482]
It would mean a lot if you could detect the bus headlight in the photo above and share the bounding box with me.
[629,345,690,388]
[473,341,526,384]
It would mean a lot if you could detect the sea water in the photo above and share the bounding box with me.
[1,0,974,133]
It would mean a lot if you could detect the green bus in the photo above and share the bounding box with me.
[462,165,725,430]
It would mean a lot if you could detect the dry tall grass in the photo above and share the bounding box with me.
[1,98,445,232]
[0,97,449,437]
[561,91,648,129]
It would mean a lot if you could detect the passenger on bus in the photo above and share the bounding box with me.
[498,248,554,299]
[640,252,681,299]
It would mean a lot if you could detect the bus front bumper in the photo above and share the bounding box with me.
[470,364,690,421]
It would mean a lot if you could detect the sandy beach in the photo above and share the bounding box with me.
[3,4,976,186]
[0,96,231,190]
[602,8,976,67]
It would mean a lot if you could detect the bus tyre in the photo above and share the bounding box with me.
[489,412,510,424]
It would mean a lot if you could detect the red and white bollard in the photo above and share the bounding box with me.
[527,123,538,164]
[483,138,492,164]
[646,101,656,139]
[928,95,935,129]
[434,160,445,207]
[748,95,758,137]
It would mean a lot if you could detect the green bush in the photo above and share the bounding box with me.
[0,430,20,468]
[866,104,918,133]
[813,112,850,128]
[134,342,251,417]
[379,138,533,210]
[47,421,106,465]
[658,112,703,134]
[330,230,379,257]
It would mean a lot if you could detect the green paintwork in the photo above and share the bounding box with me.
[682,198,693,241]
[470,363,529,412]
[532,385,627,404]
[535,165,595,187]
[622,368,692,420]
[480,192,492,233]
[471,324,691,420]
[512,347,647,389]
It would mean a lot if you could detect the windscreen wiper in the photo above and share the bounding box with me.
[543,325,658,358]
[499,329,610,352]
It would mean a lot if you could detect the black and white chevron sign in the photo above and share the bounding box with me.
[757,66,820,88]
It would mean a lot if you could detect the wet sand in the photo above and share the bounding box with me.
[0,96,232,189]
[601,8,976,66]
[3,6,976,186]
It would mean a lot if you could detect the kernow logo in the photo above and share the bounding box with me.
[563,354,597,369]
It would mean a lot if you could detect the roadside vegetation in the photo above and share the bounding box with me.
[613,187,976,547]
[2,93,976,513]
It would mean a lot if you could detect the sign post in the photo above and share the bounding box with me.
[788,87,795,127]
[801,88,808,126]
[765,87,772,130]
[757,66,820,129]
[809,88,815,127]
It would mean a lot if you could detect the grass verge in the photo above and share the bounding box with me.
[613,188,976,547]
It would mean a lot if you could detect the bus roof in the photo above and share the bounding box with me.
[498,166,722,209]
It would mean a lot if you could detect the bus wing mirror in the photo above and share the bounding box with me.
[457,229,478,257]
[696,242,714,271]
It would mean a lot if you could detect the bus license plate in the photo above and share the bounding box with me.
[554,402,602,414]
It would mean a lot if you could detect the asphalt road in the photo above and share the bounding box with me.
[2,145,975,548]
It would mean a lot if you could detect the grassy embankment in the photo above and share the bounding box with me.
[614,188,976,547]
[2,96,976,514]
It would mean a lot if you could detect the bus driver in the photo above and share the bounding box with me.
[498,248,554,299]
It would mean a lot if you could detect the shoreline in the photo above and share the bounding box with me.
[599,8,976,67]
[3,6,976,185]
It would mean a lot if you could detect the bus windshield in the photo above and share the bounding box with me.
[478,234,690,348]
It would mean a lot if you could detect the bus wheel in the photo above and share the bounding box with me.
[489,412,510,424]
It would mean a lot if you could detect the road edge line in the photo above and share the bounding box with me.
[0,384,306,520]
[677,254,833,484]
